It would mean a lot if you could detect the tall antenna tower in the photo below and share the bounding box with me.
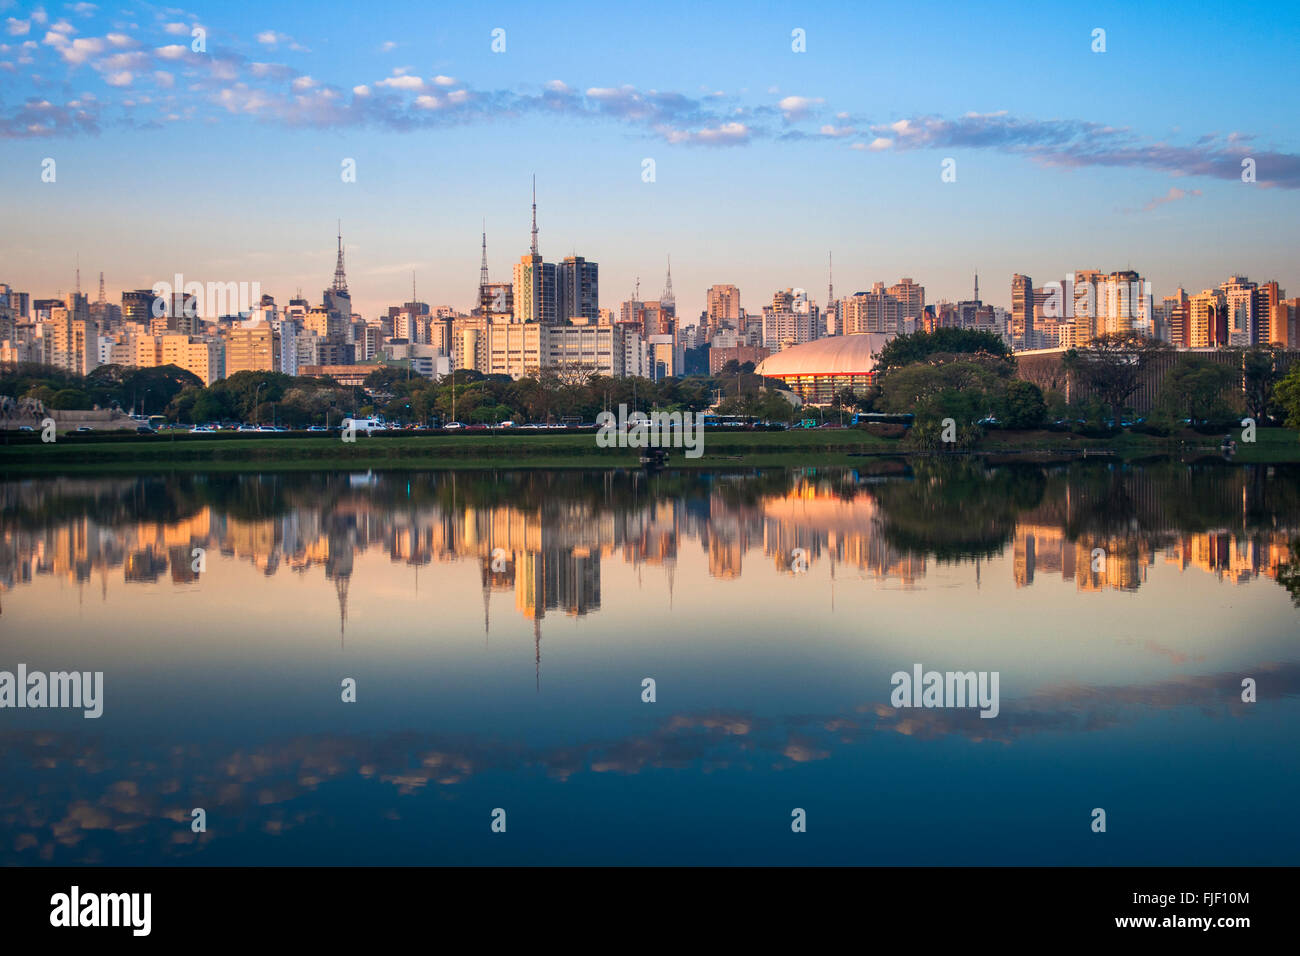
[661,255,674,310]
[478,222,490,311]
[97,271,106,304]
[331,220,348,294]
[529,175,539,257]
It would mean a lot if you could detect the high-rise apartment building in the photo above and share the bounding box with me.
[1011,274,1034,349]
[558,256,599,324]
[225,325,281,375]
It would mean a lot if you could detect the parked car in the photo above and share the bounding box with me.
[18,425,34,432]
[306,425,329,432]
[443,422,465,430]
[190,425,216,434]
[135,425,157,435]
[74,426,94,433]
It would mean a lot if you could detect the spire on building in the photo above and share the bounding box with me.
[661,255,674,309]
[974,271,979,304]
[332,221,348,295]
[478,222,490,309]
[828,251,834,307]
[529,175,539,257]
[97,271,106,305]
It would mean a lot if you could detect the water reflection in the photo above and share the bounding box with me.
[2,462,1299,865]
[3,463,1299,623]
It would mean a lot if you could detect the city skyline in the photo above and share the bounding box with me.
[2,1,1298,319]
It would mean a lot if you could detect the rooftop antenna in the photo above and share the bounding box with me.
[479,221,490,309]
[530,175,538,257]
[828,251,834,307]
[97,271,106,304]
[332,220,348,294]
[75,254,80,298]
[412,270,416,303]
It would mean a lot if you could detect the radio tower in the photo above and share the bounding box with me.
[478,222,490,311]
[97,271,106,304]
[828,251,834,308]
[529,176,539,256]
[331,221,348,295]
[661,255,674,311]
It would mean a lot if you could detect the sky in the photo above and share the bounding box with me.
[2,0,1298,321]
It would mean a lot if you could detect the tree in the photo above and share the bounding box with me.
[998,380,1047,429]
[1158,354,1237,423]
[876,328,1014,370]
[877,357,1008,425]
[1062,333,1171,420]
[1274,363,1300,431]
[1242,347,1282,422]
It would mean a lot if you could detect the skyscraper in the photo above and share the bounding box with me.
[512,178,557,324]
[558,256,599,323]
[1011,274,1034,349]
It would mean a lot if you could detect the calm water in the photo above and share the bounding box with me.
[2,462,1298,865]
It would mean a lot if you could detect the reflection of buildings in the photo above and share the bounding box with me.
[1,471,1296,637]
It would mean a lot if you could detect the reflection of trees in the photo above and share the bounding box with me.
[870,460,1046,561]
[1055,462,1300,541]
[1278,539,1300,608]
[0,476,204,531]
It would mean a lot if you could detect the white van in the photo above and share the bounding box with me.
[342,417,387,434]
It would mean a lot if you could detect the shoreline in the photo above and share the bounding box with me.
[2,427,1297,473]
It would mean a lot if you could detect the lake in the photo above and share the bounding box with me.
[2,461,1298,865]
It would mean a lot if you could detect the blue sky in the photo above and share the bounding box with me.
[2,0,1298,320]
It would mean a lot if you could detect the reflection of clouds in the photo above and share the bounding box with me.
[5,661,1296,862]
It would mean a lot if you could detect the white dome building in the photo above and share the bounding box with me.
[753,333,894,404]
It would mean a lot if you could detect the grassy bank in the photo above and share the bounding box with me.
[1,426,1297,473]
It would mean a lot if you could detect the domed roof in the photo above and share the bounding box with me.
[755,333,894,377]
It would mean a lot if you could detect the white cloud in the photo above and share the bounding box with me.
[352,84,370,96]
[56,36,105,64]
[778,95,823,120]
[5,18,30,37]
[414,94,439,109]
[291,75,314,91]
[104,70,132,87]
[153,70,174,88]
[154,44,188,59]
[164,23,189,36]
[105,32,134,47]
[432,74,455,86]
[377,74,423,90]
[665,121,750,145]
